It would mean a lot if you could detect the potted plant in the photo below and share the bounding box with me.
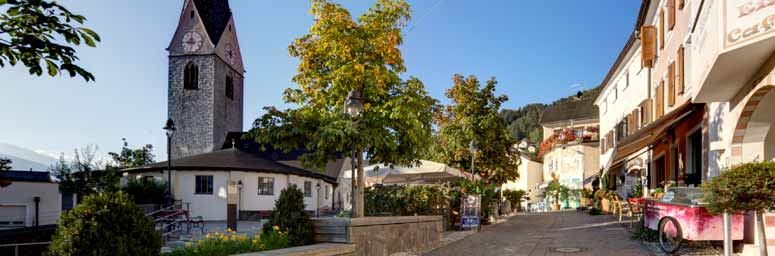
[703,161,775,256]
[595,190,611,214]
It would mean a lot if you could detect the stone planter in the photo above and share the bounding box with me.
[312,216,442,256]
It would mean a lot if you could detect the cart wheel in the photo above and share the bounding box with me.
[658,217,683,253]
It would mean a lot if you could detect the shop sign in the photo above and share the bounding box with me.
[461,194,480,229]
[725,0,775,47]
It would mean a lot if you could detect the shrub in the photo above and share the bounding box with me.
[503,189,526,210]
[261,185,312,246]
[162,228,290,256]
[631,182,643,198]
[48,191,162,256]
[365,184,449,216]
[703,161,775,215]
[122,178,167,204]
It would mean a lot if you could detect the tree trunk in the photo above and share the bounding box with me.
[756,210,768,256]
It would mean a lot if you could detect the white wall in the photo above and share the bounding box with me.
[501,156,543,193]
[125,170,335,220]
[596,45,650,170]
[0,181,61,228]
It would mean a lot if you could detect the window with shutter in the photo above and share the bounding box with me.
[668,63,676,107]
[601,138,606,154]
[641,26,657,68]
[659,11,665,49]
[668,0,676,30]
[678,46,685,95]
[656,81,665,117]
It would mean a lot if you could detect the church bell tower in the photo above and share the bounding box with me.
[167,0,244,159]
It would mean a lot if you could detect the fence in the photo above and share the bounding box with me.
[0,241,51,256]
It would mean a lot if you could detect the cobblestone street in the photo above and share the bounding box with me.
[426,211,654,256]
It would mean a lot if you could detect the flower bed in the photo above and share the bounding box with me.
[163,227,290,256]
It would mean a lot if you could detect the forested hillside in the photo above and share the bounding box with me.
[500,85,602,145]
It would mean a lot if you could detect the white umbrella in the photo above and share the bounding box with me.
[363,160,479,186]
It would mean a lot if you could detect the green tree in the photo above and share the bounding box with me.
[0,157,11,170]
[704,161,775,255]
[50,145,119,201]
[503,189,526,211]
[435,75,519,185]
[107,138,155,169]
[0,0,100,81]
[48,191,162,256]
[248,0,438,217]
[262,185,312,247]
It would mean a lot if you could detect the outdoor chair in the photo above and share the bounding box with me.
[626,199,644,228]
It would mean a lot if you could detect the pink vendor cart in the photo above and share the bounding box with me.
[644,187,744,253]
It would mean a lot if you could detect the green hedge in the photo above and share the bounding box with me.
[365,185,450,216]
[261,185,312,246]
[703,161,775,214]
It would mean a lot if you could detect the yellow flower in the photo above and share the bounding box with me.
[273,225,280,231]
[185,242,192,247]
[227,228,233,233]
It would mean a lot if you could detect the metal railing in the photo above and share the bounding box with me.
[0,241,51,256]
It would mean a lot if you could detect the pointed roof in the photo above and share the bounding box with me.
[192,0,232,44]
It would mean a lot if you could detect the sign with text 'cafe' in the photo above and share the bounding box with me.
[724,0,775,48]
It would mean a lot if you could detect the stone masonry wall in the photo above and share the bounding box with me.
[169,55,216,159]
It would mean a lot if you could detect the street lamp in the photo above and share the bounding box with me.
[344,90,364,218]
[163,118,176,205]
[469,139,478,178]
[315,182,321,217]
[237,180,243,219]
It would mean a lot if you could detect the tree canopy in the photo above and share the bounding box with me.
[0,0,100,81]
[435,74,519,185]
[106,138,155,169]
[247,0,437,169]
[0,157,11,170]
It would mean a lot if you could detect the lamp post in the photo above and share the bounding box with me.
[469,139,478,178]
[344,90,364,217]
[163,118,176,205]
[237,180,243,219]
[316,182,321,217]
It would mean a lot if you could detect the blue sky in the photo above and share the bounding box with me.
[0,0,640,162]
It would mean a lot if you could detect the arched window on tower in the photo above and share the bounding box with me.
[184,62,198,90]
[225,75,234,100]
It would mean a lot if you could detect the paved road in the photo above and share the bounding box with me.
[426,211,654,256]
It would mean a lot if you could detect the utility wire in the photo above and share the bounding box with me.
[406,0,447,35]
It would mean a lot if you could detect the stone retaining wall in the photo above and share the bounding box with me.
[234,243,354,256]
[312,216,443,256]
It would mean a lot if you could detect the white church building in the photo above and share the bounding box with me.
[122,0,341,221]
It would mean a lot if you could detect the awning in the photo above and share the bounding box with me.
[608,102,700,168]
[583,172,600,185]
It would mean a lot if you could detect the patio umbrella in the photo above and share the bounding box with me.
[363,160,478,186]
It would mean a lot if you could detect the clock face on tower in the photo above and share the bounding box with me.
[225,43,237,65]
[182,31,202,53]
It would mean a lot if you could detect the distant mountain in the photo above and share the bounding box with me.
[500,85,603,145]
[0,143,58,171]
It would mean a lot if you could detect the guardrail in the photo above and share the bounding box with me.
[0,241,52,256]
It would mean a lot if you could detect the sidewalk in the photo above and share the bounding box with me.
[425,211,653,256]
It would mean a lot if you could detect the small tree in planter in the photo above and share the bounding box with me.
[703,161,775,256]
[262,185,312,246]
[48,191,162,256]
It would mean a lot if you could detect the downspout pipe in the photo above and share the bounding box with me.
[33,196,40,227]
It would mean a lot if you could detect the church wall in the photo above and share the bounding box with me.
[169,55,216,159]
[174,171,229,221]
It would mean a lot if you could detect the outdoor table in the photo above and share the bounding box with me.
[643,188,744,253]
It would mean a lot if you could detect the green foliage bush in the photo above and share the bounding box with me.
[48,191,162,256]
[503,189,526,210]
[261,185,312,246]
[162,229,290,256]
[703,161,775,215]
[365,184,450,216]
[122,178,167,204]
